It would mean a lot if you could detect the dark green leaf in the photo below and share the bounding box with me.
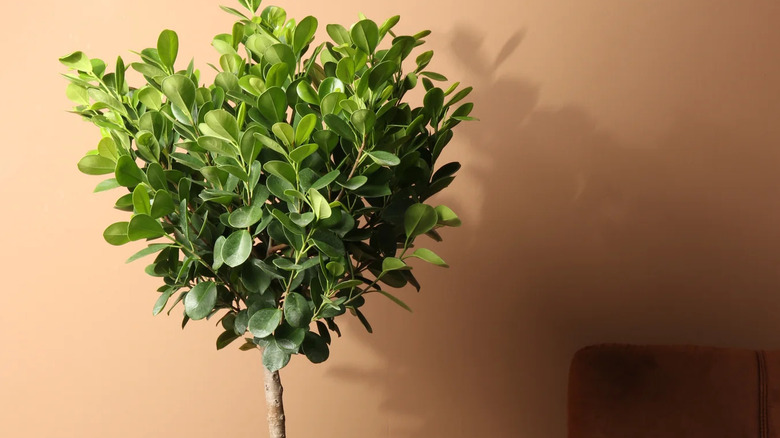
[229,204,264,228]
[152,287,175,315]
[293,16,318,55]
[301,331,330,363]
[284,292,313,328]
[126,243,171,263]
[262,339,291,372]
[128,214,165,240]
[367,151,399,166]
[249,308,283,338]
[161,74,196,117]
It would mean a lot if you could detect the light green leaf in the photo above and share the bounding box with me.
[404,203,438,238]
[257,87,288,123]
[77,155,115,175]
[59,51,92,71]
[222,229,252,267]
[382,257,409,272]
[212,235,226,270]
[296,81,319,105]
[326,24,351,45]
[263,161,296,184]
[308,188,332,220]
[289,143,318,163]
[184,281,217,320]
[350,109,376,137]
[103,221,129,246]
[157,29,179,71]
[295,113,317,145]
[264,44,296,77]
[410,248,448,267]
[137,87,163,110]
[272,122,295,148]
[66,83,89,105]
[197,136,237,157]
[435,205,461,227]
[94,178,121,193]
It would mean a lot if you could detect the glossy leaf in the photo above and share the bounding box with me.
[127,214,165,241]
[184,281,217,320]
[404,203,438,238]
[351,20,379,55]
[284,292,313,328]
[103,222,129,246]
[293,16,318,55]
[249,308,283,338]
[161,74,196,116]
[222,230,252,267]
[308,188,332,220]
[410,248,449,267]
[229,204,264,228]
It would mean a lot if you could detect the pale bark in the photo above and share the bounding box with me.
[264,366,286,438]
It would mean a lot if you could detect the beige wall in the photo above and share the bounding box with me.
[3,0,780,437]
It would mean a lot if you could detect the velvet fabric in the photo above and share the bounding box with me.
[568,344,780,438]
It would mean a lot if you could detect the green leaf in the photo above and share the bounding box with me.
[308,188,331,220]
[338,175,367,190]
[311,229,345,257]
[310,169,340,190]
[350,20,379,55]
[216,330,241,350]
[272,122,295,148]
[103,221,129,246]
[257,87,288,123]
[296,81,319,105]
[203,109,239,143]
[249,308,283,338]
[115,155,145,187]
[197,136,237,157]
[222,229,252,267]
[323,114,356,144]
[350,109,375,137]
[229,204,264,228]
[161,74,196,117]
[420,71,447,81]
[284,292,313,328]
[212,235,226,270]
[264,44,296,77]
[263,161,296,184]
[262,339,291,372]
[336,57,355,84]
[354,308,373,333]
[127,214,165,241]
[293,16,318,55]
[410,248,449,267]
[137,87,163,110]
[150,190,175,218]
[152,288,175,315]
[404,203,438,238]
[65,83,89,105]
[435,205,461,227]
[126,243,171,263]
[367,151,400,166]
[59,51,92,71]
[184,281,217,320]
[94,178,121,193]
[289,143,318,163]
[376,290,412,312]
[157,29,179,71]
[326,24,351,45]
[77,155,115,175]
[424,87,445,120]
[301,331,330,363]
[382,257,409,272]
[132,185,151,215]
[146,163,167,191]
[295,113,317,145]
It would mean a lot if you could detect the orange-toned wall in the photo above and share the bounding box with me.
[3,0,780,437]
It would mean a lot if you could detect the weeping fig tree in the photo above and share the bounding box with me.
[61,0,474,436]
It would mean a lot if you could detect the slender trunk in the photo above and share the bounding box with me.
[263,366,286,438]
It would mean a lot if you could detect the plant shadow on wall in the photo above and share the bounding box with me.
[327,23,780,438]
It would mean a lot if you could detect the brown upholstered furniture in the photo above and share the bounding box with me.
[568,344,779,438]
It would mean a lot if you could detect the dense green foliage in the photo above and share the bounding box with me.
[62,0,473,371]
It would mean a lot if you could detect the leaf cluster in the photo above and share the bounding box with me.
[62,0,473,371]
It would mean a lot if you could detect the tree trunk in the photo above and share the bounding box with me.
[263,366,286,438]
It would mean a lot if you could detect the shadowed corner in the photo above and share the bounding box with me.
[325,14,780,438]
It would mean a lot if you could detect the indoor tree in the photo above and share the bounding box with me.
[61,0,474,436]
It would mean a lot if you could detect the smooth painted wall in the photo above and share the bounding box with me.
[3,1,780,437]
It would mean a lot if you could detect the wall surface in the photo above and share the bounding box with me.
[3,0,780,437]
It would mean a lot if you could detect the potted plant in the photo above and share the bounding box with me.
[61,0,474,436]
